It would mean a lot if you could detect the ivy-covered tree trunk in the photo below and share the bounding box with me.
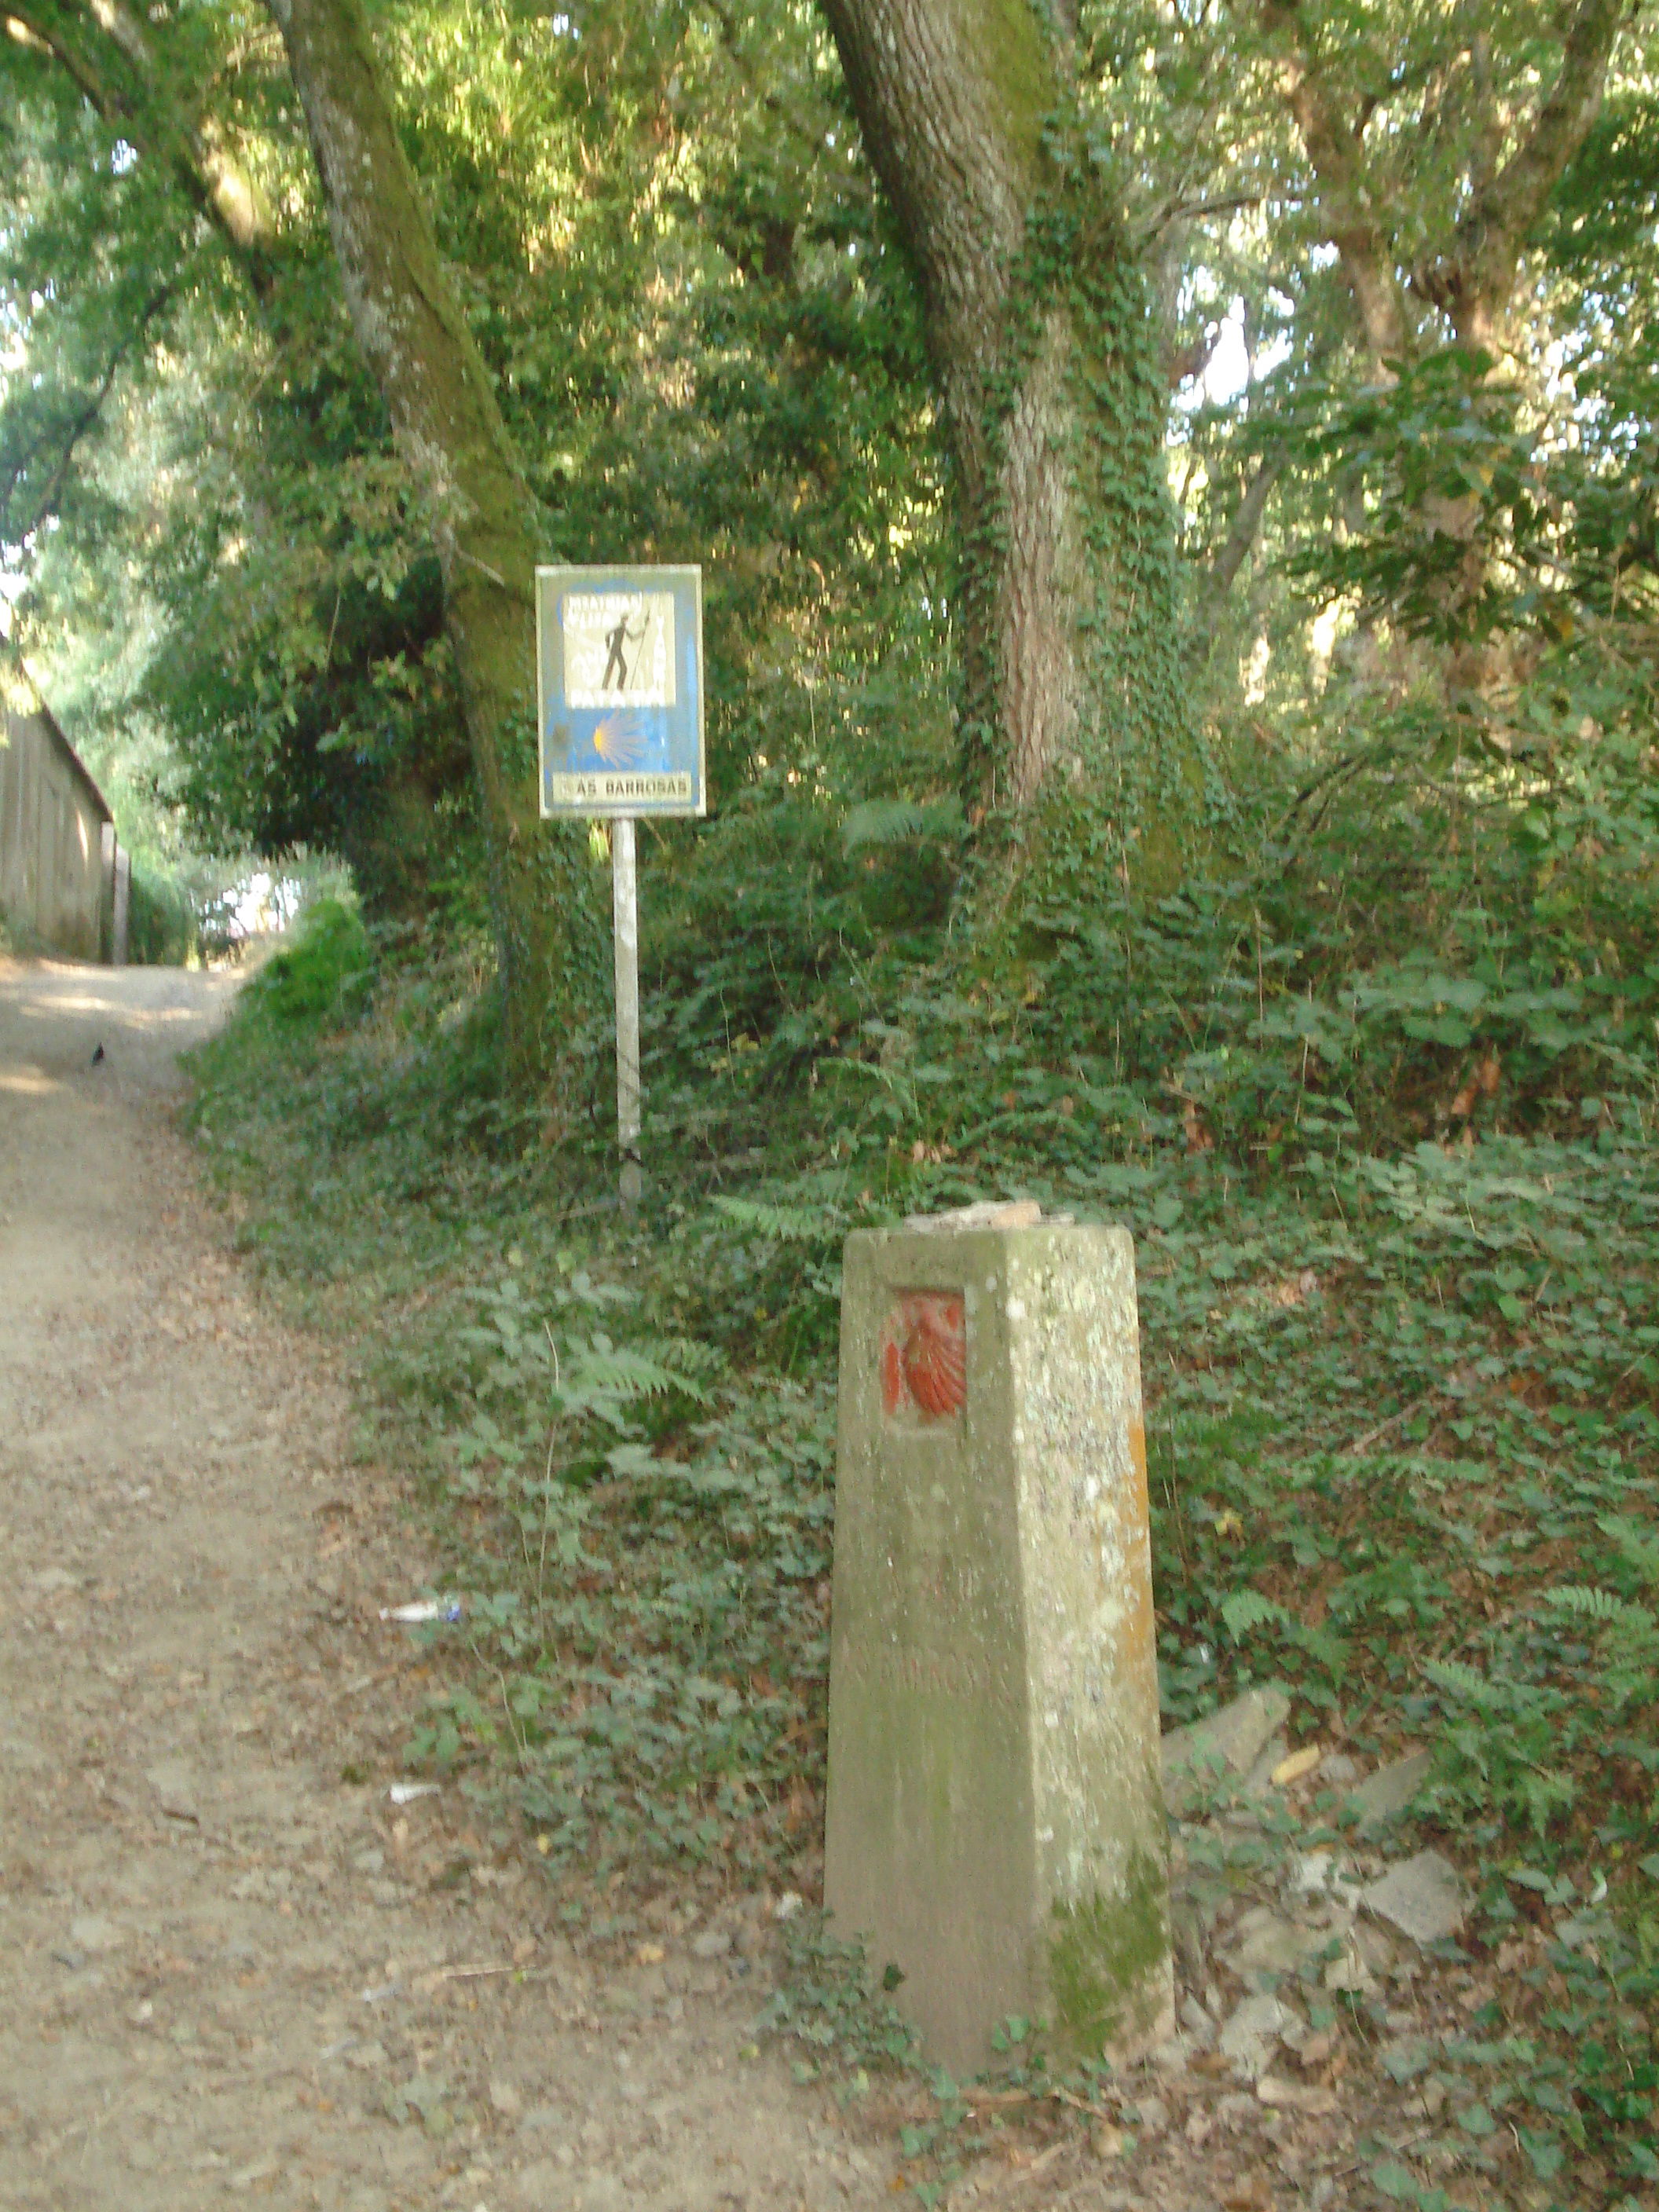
[266,0,596,1089]
[819,0,1194,882]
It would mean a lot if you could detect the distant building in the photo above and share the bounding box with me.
[0,665,126,964]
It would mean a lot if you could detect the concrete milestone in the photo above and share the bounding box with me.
[824,1203,1173,2072]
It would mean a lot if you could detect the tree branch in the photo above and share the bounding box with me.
[1185,319,1341,657]
[1168,319,1224,394]
[1138,189,1267,248]
[1261,0,1408,372]
[13,0,279,294]
[1188,452,1285,662]
[5,2,132,125]
[1410,0,1623,343]
[1,282,174,546]
[1213,452,1284,599]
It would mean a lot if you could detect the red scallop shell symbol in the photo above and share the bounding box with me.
[881,1293,966,1421]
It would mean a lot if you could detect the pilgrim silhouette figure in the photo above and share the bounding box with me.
[602,613,645,690]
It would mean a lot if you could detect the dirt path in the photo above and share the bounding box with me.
[0,960,895,2212]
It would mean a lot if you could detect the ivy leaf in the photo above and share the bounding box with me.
[1369,2159,1419,2200]
[1517,2126,1563,2178]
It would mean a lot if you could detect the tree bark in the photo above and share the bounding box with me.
[818,0,1194,882]
[265,0,597,1090]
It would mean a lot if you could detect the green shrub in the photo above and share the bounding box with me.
[126,862,199,965]
[242,897,372,1028]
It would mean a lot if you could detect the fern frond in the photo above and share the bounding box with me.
[841,797,963,855]
[1542,1584,1640,1625]
[1220,1589,1288,1640]
[557,1337,712,1407]
[1424,1656,1504,1710]
[1599,1514,1659,1588]
[712,1196,837,1243]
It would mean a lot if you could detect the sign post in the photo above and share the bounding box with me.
[535,565,705,1206]
[611,816,642,1204]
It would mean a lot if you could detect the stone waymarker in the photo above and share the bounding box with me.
[823,1204,1173,2071]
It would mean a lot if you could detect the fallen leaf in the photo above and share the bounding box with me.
[1257,2073,1338,2115]
[1272,1743,1324,1786]
[1222,2181,1270,2211]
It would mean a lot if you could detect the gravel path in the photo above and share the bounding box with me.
[0,959,895,2212]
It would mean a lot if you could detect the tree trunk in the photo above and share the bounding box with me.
[1190,452,1284,661]
[1261,0,1621,705]
[1261,9,1408,377]
[1412,0,1620,351]
[819,0,1195,887]
[1266,0,1621,371]
[266,0,598,1090]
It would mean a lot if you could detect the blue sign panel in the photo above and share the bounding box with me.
[536,564,705,819]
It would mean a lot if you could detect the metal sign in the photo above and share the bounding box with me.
[535,564,705,819]
[534,562,706,1205]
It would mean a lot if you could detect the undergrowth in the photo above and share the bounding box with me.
[184,769,1659,2199]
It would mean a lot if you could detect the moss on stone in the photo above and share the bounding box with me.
[1045,1844,1169,2051]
